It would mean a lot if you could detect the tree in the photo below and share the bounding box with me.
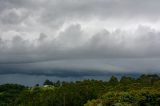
[53,80,61,87]
[120,76,134,85]
[138,74,160,86]
[43,79,53,85]
[108,76,119,86]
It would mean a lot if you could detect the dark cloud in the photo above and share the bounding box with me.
[0,0,160,85]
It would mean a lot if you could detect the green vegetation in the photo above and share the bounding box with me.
[0,84,26,106]
[0,74,160,106]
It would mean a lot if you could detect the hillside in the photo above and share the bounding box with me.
[0,74,160,106]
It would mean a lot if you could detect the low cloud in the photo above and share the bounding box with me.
[0,0,160,85]
[0,25,160,63]
[0,25,160,78]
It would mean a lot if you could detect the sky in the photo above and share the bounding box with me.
[0,0,160,85]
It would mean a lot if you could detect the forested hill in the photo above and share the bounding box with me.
[0,74,160,106]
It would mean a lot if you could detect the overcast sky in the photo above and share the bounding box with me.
[0,0,160,85]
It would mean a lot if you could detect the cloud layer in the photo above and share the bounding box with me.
[0,25,160,63]
[0,0,160,85]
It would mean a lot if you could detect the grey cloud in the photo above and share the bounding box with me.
[0,8,29,25]
[57,24,85,47]
[0,25,160,64]
[1,0,160,85]
[0,58,158,84]
[0,59,122,77]
[0,0,160,34]
[39,0,160,27]
[38,33,47,41]
[0,0,160,28]
[0,0,41,10]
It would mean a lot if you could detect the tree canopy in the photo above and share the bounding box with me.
[0,74,160,106]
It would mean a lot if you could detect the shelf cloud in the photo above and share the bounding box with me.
[0,0,160,85]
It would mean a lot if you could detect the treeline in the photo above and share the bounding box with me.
[0,74,160,106]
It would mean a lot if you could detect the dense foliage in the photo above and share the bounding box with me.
[0,84,26,106]
[0,74,160,106]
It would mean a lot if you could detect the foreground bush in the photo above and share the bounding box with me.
[84,88,160,106]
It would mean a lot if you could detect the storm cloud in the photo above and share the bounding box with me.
[0,0,160,85]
